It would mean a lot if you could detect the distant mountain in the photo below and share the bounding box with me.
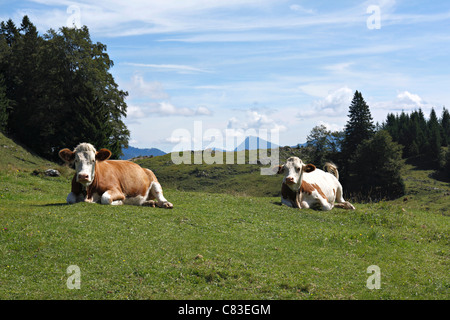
[234,136,279,151]
[292,142,307,148]
[120,146,166,160]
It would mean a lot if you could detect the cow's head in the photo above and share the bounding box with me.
[59,143,111,186]
[277,157,316,189]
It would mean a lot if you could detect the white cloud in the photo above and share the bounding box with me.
[124,63,211,74]
[323,62,354,73]
[150,102,212,117]
[317,120,344,132]
[130,74,169,99]
[227,110,287,132]
[396,91,423,106]
[289,4,315,14]
[165,135,192,144]
[126,105,146,119]
[298,87,353,118]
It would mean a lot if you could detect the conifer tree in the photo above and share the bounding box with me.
[428,108,442,167]
[342,90,375,156]
[440,107,450,147]
[0,75,8,131]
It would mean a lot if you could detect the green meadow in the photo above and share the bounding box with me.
[0,133,448,299]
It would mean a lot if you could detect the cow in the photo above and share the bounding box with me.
[58,142,173,208]
[277,157,355,211]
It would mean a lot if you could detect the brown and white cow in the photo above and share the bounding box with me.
[277,157,354,211]
[59,143,173,208]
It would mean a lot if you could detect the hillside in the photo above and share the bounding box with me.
[134,146,305,197]
[0,133,71,176]
[0,132,448,300]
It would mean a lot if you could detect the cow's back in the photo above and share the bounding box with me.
[94,160,151,197]
[302,168,340,203]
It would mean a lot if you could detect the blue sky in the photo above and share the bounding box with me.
[2,0,450,152]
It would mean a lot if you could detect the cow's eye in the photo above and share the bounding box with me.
[296,167,301,172]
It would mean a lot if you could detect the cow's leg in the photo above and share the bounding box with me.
[101,189,126,205]
[281,197,294,208]
[334,184,356,210]
[67,192,85,204]
[300,200,310,209]
[149,182,173,209]
[309,191,333,211]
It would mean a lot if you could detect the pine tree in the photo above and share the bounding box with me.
[427,108,442,167]
[342,91,375,156]
[440,107,450,147]
[0,75,9,131]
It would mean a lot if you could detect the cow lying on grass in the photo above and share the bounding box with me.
[277,157,355,210]
[59,143,173,208]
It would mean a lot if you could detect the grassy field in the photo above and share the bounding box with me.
[0,133,448,300]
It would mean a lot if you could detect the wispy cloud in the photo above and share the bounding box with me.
[123,63,211,74]
[125,102,212,121]
[297,87,354,119]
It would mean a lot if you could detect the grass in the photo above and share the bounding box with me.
[133,148,304,197]
[0,133,449,299]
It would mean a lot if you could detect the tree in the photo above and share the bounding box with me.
[0,75,9,131]
[0,16,129,160]
[347,130,405,200]
[440,107,450,147]
[306,124,331,165]
[427,108,442,168]
[305,124,343,165]
[342,90,375,156]
[444,149,450,180]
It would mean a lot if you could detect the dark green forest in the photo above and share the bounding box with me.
[0,16,129,160]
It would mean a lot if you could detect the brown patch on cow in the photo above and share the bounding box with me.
[303,164,316,173]
[95,148,112,161]
[312,183,327,200]
[277,165,285,174]
[301,181,327,200]
[281,183,300,208]
[59,148,75,163]
[300,180,315,195]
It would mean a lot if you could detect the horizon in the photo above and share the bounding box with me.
[2,1,450,153]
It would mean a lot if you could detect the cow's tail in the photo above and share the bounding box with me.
[324,162,339,180]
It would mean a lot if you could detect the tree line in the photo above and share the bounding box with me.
[0,16,129,161]
[302,90,450,201]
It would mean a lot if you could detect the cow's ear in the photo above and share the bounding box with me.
[96,148,112,161]
[303,164,316,173]
[276,165,285,174]
[59,148,75,163]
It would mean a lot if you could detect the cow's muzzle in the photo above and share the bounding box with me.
[78,173,90,183]
[285,177,296,185]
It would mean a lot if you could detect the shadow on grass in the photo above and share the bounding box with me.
[33,203,68,207]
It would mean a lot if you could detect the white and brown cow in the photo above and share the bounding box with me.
[59,143,173,208]
[277,157,354,211]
